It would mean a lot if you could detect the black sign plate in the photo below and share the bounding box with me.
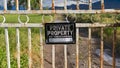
[45,23,76,44]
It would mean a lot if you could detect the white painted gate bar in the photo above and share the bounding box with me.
[5,28,11,68]
[1,0,120,14]
[0,23,119,68]
[0,0,119,68]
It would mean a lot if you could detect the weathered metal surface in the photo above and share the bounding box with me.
[0,23,43,27]
[0,15,6,24]
[52,45,55,68]
[52,0,55,10]
[1,10,120,14]
[39,0,43,10]
[16,0,19,11]
[5,28,11,68]
[76,28,79,68]
[16,28,20,68]
[28,0,31,10]
[1,0,120,68]
[76,0,79,10]
[18,15,30,24]
[64,45,67,68]
[64,0,67,10]
[89,0,92,10]
[0,23,120,28]
[100,28,104,68]
[40,28,44,68]
[4,0,7,11]
[1,22,120,68]
[76,23,120,27]
[101,0,104,11]
[28,28,32,68]
[88,28,92,68]
[1,0,120,14]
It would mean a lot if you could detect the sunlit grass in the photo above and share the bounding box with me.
[0,14,120,67]
[0,14,47,67]
[3,14,52,23]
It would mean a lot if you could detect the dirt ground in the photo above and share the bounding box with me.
[43,29,112,68]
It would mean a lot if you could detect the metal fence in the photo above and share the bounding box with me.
[0,0,120,68]
[1,0,120,14]
[0,22,119,68]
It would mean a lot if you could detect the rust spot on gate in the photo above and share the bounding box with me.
[52,3,55,10]
[101,3,105,12]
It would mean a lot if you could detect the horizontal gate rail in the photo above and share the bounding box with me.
[0,10,120,14]
[1,0,120,14]
[0,23,118,68]
[0,23,120,28]
[0,23,43,27]
[0,0,119,68]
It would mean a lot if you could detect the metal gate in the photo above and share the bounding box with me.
[0,0,120,68]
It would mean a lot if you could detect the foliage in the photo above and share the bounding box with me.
[76,14,91,23]
[31,0,40,10]
[7,0,40,10]
[0,14,120,67]
[68,14,120,56]
[116,14,120,23]
[19,0,40,10]
[7,0,12,10]
[0,14,48,67]
[67,13,117,23]
[4,14,43,23]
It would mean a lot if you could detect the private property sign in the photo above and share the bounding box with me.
[45,23,76,44]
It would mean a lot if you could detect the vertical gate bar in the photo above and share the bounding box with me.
[5,28,11,68]
[16,28,20,68]
[64,45,67,68]
[40,28,44,68]
[89,0,92,10]
[64,0,67,10]
[28,0,31,10]
[52,45,55,68]
[76,0,79,10]
[101,0,104,11]
[39,0,43,10]
[16,0,19,11]
[112,28,116,68]
[52,0,55,10]
[76,28,79,68]
[100,27,104,68]
[28,28,32,68]
[4,0,7,11]
[88,28,91,68]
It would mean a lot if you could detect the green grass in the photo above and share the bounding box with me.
[5,14,42,23]
[0,14,120,67]
[75,13,117,23]
[0,28,42,68]
[0,14,52,23]
[0,14,49,68]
